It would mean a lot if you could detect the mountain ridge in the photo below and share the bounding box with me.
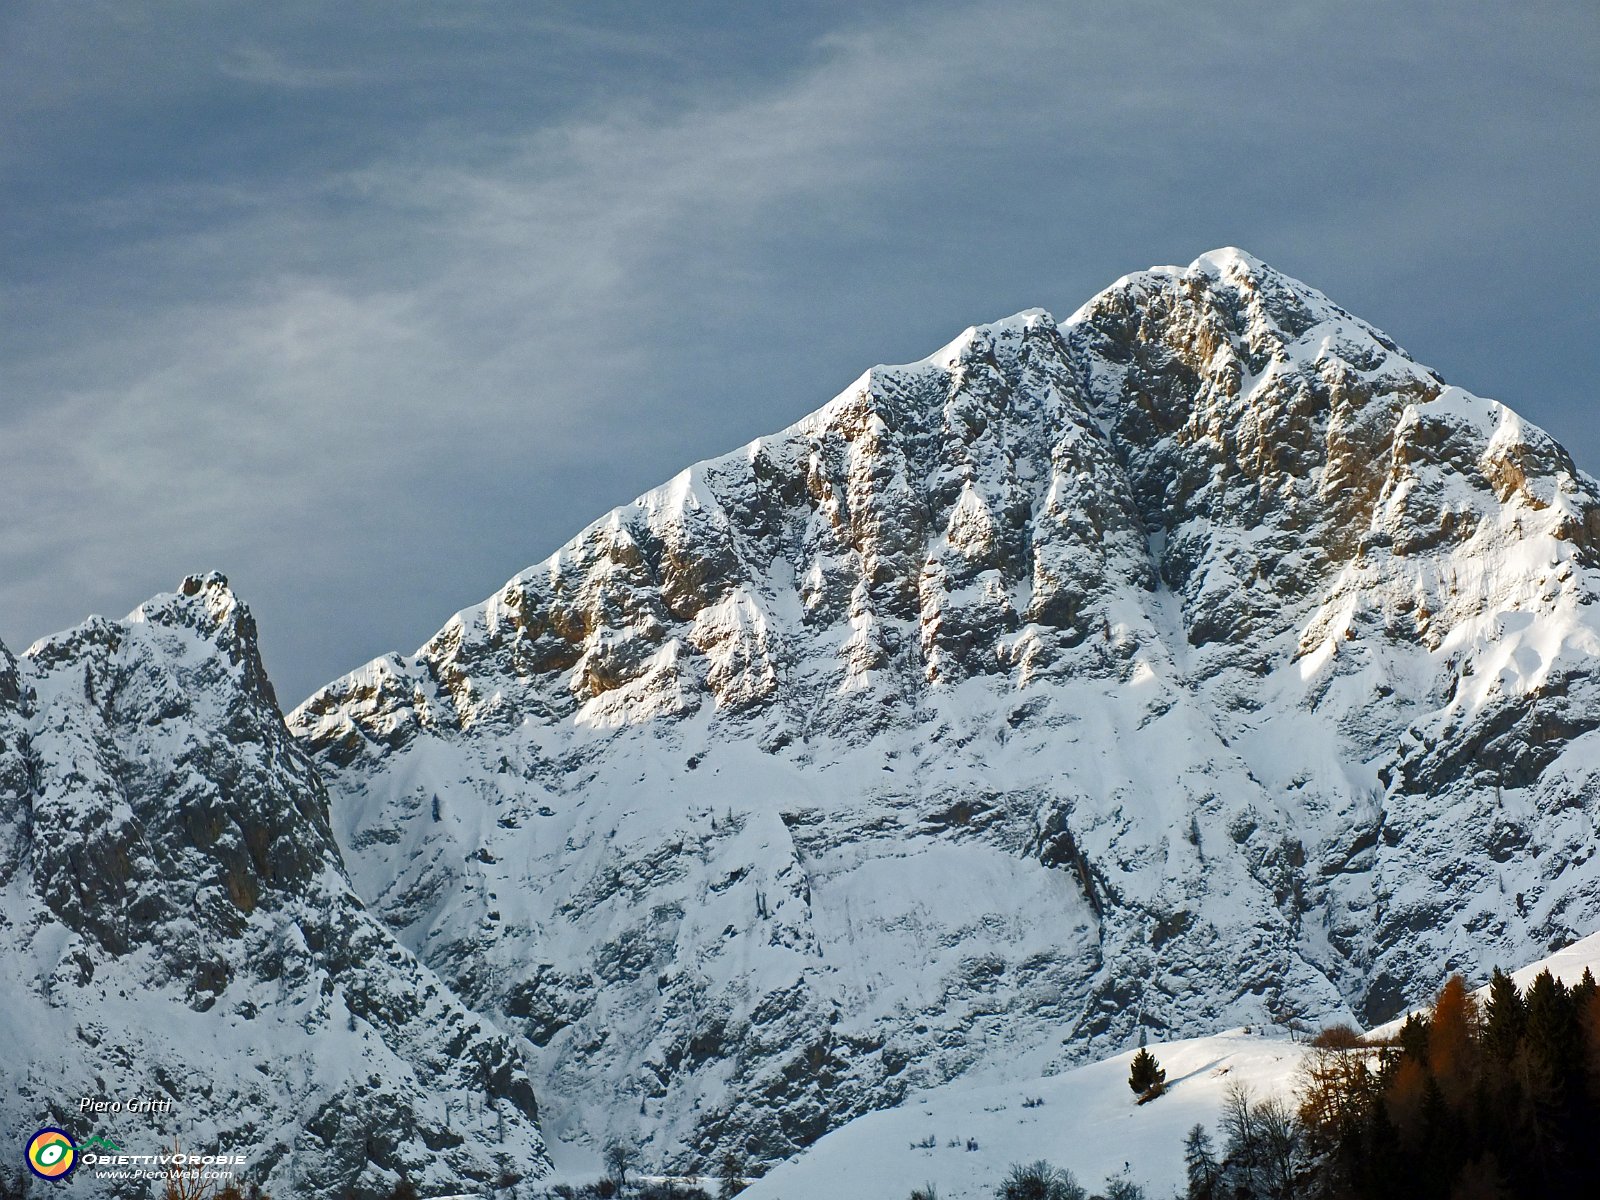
[0,573,551,1198]
[8,248,1600,1187]
[288,249,1600,1171]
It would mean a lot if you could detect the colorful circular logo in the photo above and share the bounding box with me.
[26,1128,77,1180]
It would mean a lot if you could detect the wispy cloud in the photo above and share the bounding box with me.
[218,46,375,90]
[3,0,1597,700]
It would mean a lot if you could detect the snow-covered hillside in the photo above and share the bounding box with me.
[1366,924,1600,1040]
[743,928,1600,1200]
[289,249,1600,1173]
[1503,927,1600,988]
[742,1029,1308,1200]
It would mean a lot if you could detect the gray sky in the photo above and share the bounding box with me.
[3,1,1597,704]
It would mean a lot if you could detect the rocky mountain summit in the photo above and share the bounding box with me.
[0,574,550,1197]
[7,250,1599,1191]
[288,249,1600,1173]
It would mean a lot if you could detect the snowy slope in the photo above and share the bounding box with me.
[743,926,1600,1200]
[1504,927,1600,988]
[740,1029,1307,1200]
[290,248,1600,1174]
[1366,924,1600,1040]
[0,576,551,1198]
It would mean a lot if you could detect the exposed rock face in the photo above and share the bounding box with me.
[0,574,550,1198]
[290,249,1600,1173]
[11,249,1595,1187]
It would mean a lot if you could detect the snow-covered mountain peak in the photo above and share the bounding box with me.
[125,571,257,650]
[1072,247,1432,400]
[13,251,1600,1191]
[1190,243,1270,272]
[1,579,552,1197]
[6,256,1580,1196]
[274,252,1600,1173]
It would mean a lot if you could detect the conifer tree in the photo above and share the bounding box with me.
[1416,1074,1456,1191]
[1188,950,1600,1199]
[1482,968,1525,1061]
[1427,974,1478,1099]
[1182,1124,1219,1200]
[1358,1098,1404,1200]
[1524,969,1580,1083]
[1396,1011,1431,1065]
[1127,1047,1166,1097]
[1298,1025,1378,1151]
[1581,972,1600,1084]
[1570,966,1597,1015]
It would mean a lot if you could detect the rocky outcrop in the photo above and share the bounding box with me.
[0,574,550,1198]
[291,250,1600,1174]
